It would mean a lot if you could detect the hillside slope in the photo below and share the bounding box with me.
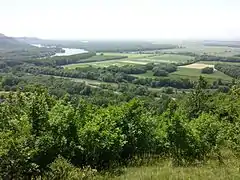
[0,33,31,49]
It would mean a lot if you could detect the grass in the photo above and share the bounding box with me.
[103,53,153,59]
[64,60,139,69]
[149,54,193,62]
[180,63,214,69]
[170,67,232,81]
[130,54,193,64]
[94,151,240,180]
[79,55,127,62]
[133,68,232,82]
[64,54,194,69]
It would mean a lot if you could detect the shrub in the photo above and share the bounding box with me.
[166,112,202,165]
[153,69,168,77]
[201,67,214,74]
[43,156,96,180]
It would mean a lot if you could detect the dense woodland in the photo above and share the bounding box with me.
[197,54,240,62]
[1,77,240,179]
[215,63,240,78]
[16,38,178,52]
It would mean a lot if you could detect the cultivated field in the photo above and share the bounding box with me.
[102,53,153,59]
[170,67,232,81]
[64,54,193,69]
[62,45,239,83]
[134,67,232,82]
[180,63,214,69]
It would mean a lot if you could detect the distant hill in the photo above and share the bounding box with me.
[15,37,43,44]
[0,33,32,50]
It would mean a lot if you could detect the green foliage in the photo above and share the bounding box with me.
[153,69,168,76]
[201,67,214,74]
[190,114,224,159]
[152,63,177,77]
[215,63,240,78]
[43,156,96,180]
[0,77,240,178]
[182,76,209,118]
[166,112,201,165]
[26,52,96,66]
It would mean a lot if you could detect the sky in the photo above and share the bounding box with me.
[1,0,240,40]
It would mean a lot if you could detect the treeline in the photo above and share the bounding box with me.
[14,64,231,89]
[215,64,240,78]
[0,46,65,61]
[134,77,194,89]
[164,51,197,57]
[104,65,148,74]
[15,65,194,89]
[30,40,178,52]
[196,55,240,62]
[25,52,96,66]
[103,63,178,76]
[0,52,96,68]
[1,78,240,179]
[152,63,177,76]
[0,52,129,68]
[18,65,136,83]
[0,75,172,112]
[204,42,240,48]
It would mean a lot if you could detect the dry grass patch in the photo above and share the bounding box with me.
[180,63,214,69]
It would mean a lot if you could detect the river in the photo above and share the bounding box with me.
[31,44,88,56]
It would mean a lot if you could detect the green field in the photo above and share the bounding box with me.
[64,60,141,69]
[149,54,193,62]
[63,50,234,82]
[78,55,126,62]
[134,67,232,82]
[102,52,154,59]
[170,67,232,81]
[64,54,193,69]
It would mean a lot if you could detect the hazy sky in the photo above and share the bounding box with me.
[1,0,240,40]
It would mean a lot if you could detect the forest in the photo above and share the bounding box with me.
[1,77,240,179]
